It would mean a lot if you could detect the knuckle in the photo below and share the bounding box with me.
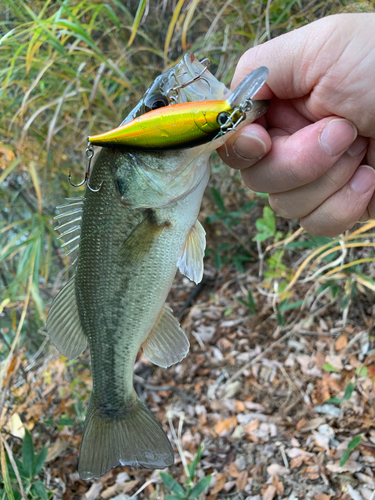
[300,211,354,238]
[241,170,262,191]
[268,194,294,218]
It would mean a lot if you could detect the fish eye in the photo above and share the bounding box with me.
[144,94,169,112]
[217,112,230,127]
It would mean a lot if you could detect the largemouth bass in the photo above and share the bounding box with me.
[47,53,268,480]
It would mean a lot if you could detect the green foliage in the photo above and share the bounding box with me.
[323,363,340,373]
[160,445,212,499]
[343,382,355,401]
[326,381,355,405]
[340,435,362,467]
[238,289,256,315]
[205,187,257,271]
[356,366,368,377]
[254,206,277,242]
[1,430,50,500]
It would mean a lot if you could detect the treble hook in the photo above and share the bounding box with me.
[68,141,103,192]
[167,57,210,103]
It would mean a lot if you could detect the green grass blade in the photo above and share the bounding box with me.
[127,0,147,47]
[0,438,15,500]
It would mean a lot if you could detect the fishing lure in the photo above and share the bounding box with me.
[88,66,269,150]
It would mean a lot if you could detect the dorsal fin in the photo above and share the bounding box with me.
[54,197,84,265]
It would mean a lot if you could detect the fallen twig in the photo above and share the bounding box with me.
[218,329,293,394]
[177,276,216,318]
[134,375,196,403]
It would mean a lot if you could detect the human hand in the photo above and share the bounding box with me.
[218,13,375,237]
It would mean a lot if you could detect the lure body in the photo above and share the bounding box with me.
[89,100,233,149]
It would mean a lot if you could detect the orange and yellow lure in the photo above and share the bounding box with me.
[89,66,269,150]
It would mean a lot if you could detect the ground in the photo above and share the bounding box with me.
[5,191,375,499]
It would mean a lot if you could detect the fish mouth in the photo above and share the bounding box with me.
[175,52,229,103]
[120,53,229,126]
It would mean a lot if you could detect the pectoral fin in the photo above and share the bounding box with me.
[142,304,189,368]
[46,276,87,359]
[177,220,206,285]
[120,214,166,266]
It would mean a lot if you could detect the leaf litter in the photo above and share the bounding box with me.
[3,206,375,500]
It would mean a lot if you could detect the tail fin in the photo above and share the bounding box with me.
[78,395,174,480]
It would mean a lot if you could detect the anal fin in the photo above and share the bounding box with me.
[142,304,189,368]
[46,275,87,359]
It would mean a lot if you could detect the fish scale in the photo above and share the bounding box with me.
[77,150,144,400]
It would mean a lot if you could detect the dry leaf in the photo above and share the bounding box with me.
[235,470,248,491]
[314,380,331,405]
[235,400,246,412]
[270,474,284,495]
[206,495,219,500]
[227,462,240,478]
[243,420,260,434]
[244,401,266,411]
[287,448,314,458]
[215,416,237,436]
[325,354,343,371]
[304,465,320,480]
[101,480,139,499]
[6,413,25,439]
[290,455,313,469]
[5,354,21,383]
[267,464,290,476]
[335,333,348,351]
[211,474,227,495]
[346,485,363,500]
[25,403,44,422]
[221,381,241,399]
[223,480,236,492]
[296,418,308,430]
[326,460,362,473]
[262,484,276,500]
[0,146,15,168]
[316,351,326,369]
[298,418,326,432]
[312,431,330,451]
[46,440,70,463]
[315,495,332,500]
[83,482,103,500]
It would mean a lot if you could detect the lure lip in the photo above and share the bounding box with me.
[227,67,269,110]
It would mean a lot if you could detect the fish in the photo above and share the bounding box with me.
[46,52,269,480]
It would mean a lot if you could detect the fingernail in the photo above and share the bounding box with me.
[320,119,357,156]
[350,166,375,193]
[346,136,369,157]
[233,134,267,160]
